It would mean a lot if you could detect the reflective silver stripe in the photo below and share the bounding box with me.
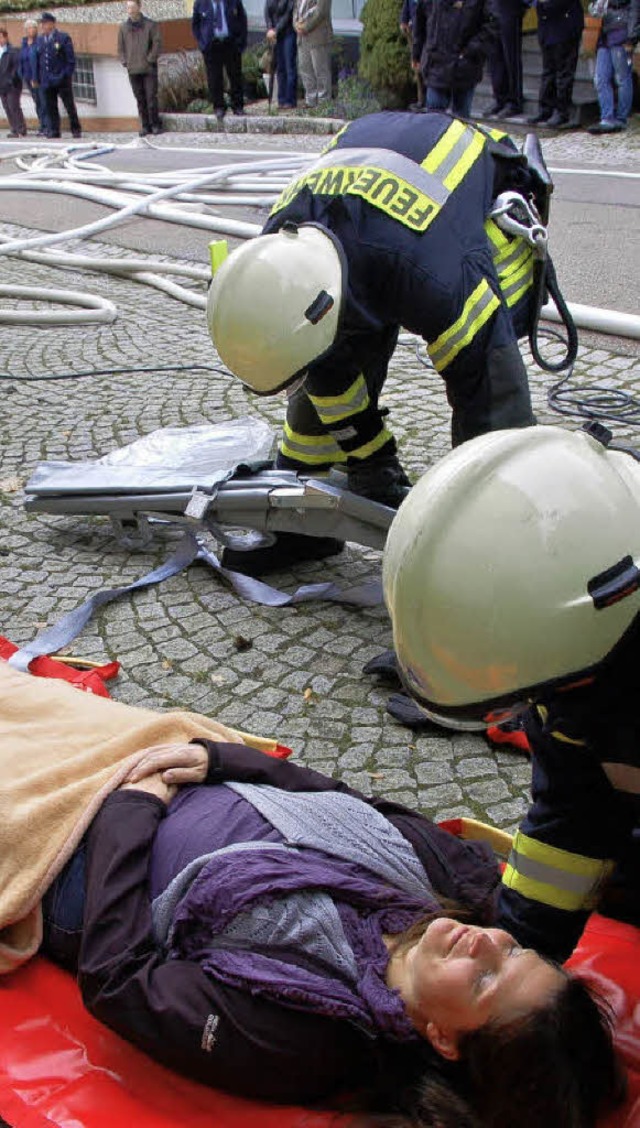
[309,380,370,421]
[428,282,497,370]
[281,436,341,458]
[495,239,531,276]
[500,266,534,303]
[301,147,452,207]
[507,847,602,898]
[431,126,478,183]
[603,762,640,795]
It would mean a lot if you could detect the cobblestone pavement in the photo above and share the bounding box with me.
[1,130,639,837]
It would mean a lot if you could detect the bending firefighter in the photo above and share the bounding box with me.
[207,111,559,573]
[383,422,640,963]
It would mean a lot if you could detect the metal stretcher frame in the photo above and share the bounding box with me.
[24,468,395,552]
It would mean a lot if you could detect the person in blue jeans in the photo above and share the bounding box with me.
[265,0,297,109]
[587,0,639,134]
[412,0,498,118]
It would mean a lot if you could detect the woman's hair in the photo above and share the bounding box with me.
[366,972,626,1128]
[24,18,39,29]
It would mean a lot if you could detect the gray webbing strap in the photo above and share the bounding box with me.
[7,531,382,672]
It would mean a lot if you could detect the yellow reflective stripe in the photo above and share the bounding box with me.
[280,424,345,464]
[348,427,394,461]
[485,217,509,251]
[502,830,615,911]
[428,280,500,372]
[421,120,486,192]
[321,124,348,152]
[346,170,439,233]
[498,243,532,280]
[499,253,535,307]
[551,729,587,747]
[422,118,468,173]
[307,374,369,423]
[485,126,509,142]
[504,275,534,309]
[442,129,485,192]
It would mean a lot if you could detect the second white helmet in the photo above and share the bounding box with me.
[383,424,640,728]
[207,223,344,395]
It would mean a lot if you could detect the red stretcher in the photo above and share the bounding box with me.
[1,804,639,1128]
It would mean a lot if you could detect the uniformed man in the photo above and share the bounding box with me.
[38,12,81,140]
[208,111,546,571]
[383,422,640,962]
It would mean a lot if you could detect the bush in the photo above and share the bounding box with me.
[158,51,208,113]
[242,42,269,100]
[358,0,415,109]
[305,71,381,119]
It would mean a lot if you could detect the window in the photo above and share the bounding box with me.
[73,55,97,104]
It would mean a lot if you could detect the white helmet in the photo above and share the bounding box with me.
[207,223,344,395]
[383,424,640,728]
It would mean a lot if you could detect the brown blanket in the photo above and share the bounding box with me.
[0,661,276,974]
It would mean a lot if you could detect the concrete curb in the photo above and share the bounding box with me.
[162,111,346,135]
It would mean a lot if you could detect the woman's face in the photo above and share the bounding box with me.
[398,917,565,1059]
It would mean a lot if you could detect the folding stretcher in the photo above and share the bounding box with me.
[24,466,394,554]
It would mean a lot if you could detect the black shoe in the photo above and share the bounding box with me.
[232,108,246,116]
[139,127,151,136]
[215,108,225,121]
[46,132,61,138]
[484,102,505,117]
[220,532,344,577]
[72,132,82,139]
[527,111,552,125]
[151,123,163,134]
[546,111,570,129]
[496,102,522,119]
[588,120,619,134]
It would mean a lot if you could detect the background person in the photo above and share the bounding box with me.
[37,12,81,139]
[486,0,528,117]
[191,0,247,121]
[18,18,47,136]
[294,0,332,108]
[40,738,623,1128]
[528,0,584,128]
[118,0,163,137]
[587,0,639,134]
[412,0,497,117]
[265,0,298,111]
[0,27,26,138]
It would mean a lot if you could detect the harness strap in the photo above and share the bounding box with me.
[8,530,382,672]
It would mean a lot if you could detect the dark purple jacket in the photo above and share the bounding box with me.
[78,741,500,1104]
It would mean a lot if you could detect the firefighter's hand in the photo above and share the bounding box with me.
[121,772,177,804]
[266,27,276,41]
[124,742,209,787]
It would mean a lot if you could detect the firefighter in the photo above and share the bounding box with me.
[383,422,640,962]
[208,111,548,572]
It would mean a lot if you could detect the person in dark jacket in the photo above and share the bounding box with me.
[486,0,528,117]
[37,12,81,139]
[191,0,248,121]
[40,737,622,1128]
[118,0,163,136]
[528,0,584,127]
[0,27,26,138]
[587,0,639,133]
[207,111,551,572]
[18,18,48,136]
[412,0,498,117]
[382,423,640,971]
[265,0,298,109]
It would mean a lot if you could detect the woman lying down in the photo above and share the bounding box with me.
[39,738,624,1128]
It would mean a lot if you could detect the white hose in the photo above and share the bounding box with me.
[0,283,117,325]
[542,301,640,341]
